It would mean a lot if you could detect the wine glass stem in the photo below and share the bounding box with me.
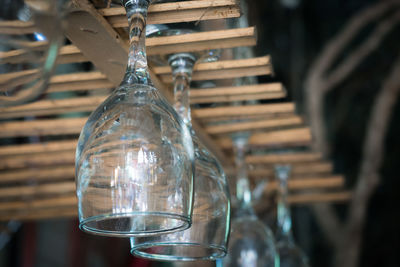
[170,55,195,127]
[233,137,252,209]
[275,165,295,243]
[121,0,151,86]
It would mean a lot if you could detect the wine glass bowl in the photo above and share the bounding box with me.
[76,83,194,237]
[224,215,278,267]
[75,0,195,237]
[131,137,231,260]
[0,0,64,106]
[129,25,231,260]
[223,136,279,267]
[275,165,310,267]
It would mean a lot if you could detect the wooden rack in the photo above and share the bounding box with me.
[0,0,350,221]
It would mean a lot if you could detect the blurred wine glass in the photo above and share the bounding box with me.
[275,165,310,267]
[223,134,279,267]
[0,0,65,107]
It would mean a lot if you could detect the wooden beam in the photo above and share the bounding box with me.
[154,56,273,83]
[100,0,240,27]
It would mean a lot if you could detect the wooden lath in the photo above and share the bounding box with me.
[0,191,352,221]
[0,0,350,223]
[99,0,241,26]
[154,56,272,83]
[1,27,257,65]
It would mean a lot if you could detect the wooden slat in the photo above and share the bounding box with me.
[146,27,256,55]
[217,128,312,149]
[1,27,256,65]
[0,177,343,210]
[0,44,87,65]
[0,207,78,221]
[0,151,74,170]
[154,56,272,83]
[246,152,323,164]
[288,191,352,205]
[101,0,240,27]
[225,162,333,178]
[267,175,344,192]
[0,166,75,184]
[0,20,35,34]
[48,71,114,92]
[0,195,77,212]
[0,118,86,138]
[190,83,285,104]
[0,140,77,156]
[0,94,290,121]
[205,116,303,135]
[0,181,75,199]
[0,191,352,221]
[193,103,295,119]
[0,103,296,138]
[0,96,104,119]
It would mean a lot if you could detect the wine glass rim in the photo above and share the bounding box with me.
[131,242,227,261]
[79,212,191,237]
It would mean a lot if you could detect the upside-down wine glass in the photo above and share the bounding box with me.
[75,0,195,237]
[0,0,65,107]
[223,134,279,267]
[130,27,231,261]
[275,165,310,267]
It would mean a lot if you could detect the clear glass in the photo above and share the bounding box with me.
[223,136,279,267]
[275,165,310,267]
[130,28,231,261]
[0,0,64,107]
[75,0,195,237]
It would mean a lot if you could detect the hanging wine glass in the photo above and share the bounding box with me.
[223,134,279,267]
[275,165,310,267]
[0,0,65,106]
[75,0,195,237]
[129,26,231,261]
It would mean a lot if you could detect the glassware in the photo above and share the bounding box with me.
[223,134,279,267]
[0,0,65,107]
[275,165,310,267]
[75,0,195,237]
[130,27,231,261]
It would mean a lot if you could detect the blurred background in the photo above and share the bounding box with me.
[1,0,400,266]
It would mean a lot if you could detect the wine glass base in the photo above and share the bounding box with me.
[131,243,227,261]
[79,212,190,237]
